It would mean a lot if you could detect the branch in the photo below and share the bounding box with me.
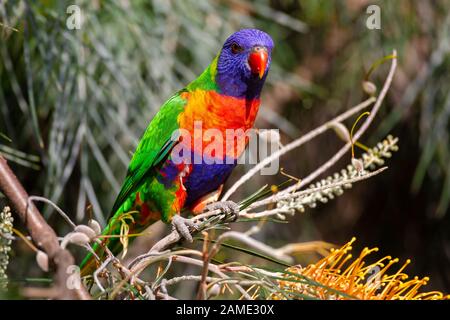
[0,155,91,300]
[209,231,294,264]
[241,166,388,216]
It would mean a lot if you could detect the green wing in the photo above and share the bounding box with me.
[108,90,187,219]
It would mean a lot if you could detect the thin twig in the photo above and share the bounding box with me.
[241,166,388,215]
[94,255,114,293]
[197,231,210,300]
[163,275,219,287]
[209,231,293,264]
[170,255,252,300]
[28,196,77,229]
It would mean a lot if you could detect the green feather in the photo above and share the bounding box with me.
[187,55,219,92]
[108,90,187,220]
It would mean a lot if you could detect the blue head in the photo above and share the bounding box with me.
[216,29,274,100]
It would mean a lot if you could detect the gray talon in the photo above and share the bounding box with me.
[171,215,198,242]
[206,201,240,222]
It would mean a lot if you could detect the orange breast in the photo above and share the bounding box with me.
[178,90,260,159]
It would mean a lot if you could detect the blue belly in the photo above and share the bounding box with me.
[184,160,236,206]
[157,151,238,207]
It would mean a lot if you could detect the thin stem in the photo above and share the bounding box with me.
[242,166,388,214]
[28,196,76,229]
[197,231,210,300]
[350,112,371,158]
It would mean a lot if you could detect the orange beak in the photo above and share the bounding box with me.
[248,46,268,79]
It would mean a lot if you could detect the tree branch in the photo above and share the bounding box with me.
[0,155,90,300]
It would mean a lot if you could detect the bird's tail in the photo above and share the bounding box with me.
[79,218,121,277]
[79,207,160,277]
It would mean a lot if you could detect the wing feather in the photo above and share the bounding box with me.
[108,91,187,219]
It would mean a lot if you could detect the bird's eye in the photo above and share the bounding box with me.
[231,42,243,54]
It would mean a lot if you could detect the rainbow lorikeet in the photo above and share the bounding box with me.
[80,29,274,275]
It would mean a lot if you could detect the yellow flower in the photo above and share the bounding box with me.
[272,238,449,300]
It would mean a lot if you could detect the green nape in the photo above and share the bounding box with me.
[187,55,220,92]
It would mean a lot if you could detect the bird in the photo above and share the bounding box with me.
[80,29,274,276]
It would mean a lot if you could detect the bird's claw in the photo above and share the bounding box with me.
[205,200,240,222]
[171,215,199,243]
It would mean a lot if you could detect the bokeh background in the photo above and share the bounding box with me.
[1,0,449,297]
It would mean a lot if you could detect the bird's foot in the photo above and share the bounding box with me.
[205,200,240,222]
[171,215,199,243]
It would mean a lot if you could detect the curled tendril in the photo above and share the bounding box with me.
[350,112,371,159]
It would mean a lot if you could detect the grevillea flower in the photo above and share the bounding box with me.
[272,238,449,300]
[0,206,13,290]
